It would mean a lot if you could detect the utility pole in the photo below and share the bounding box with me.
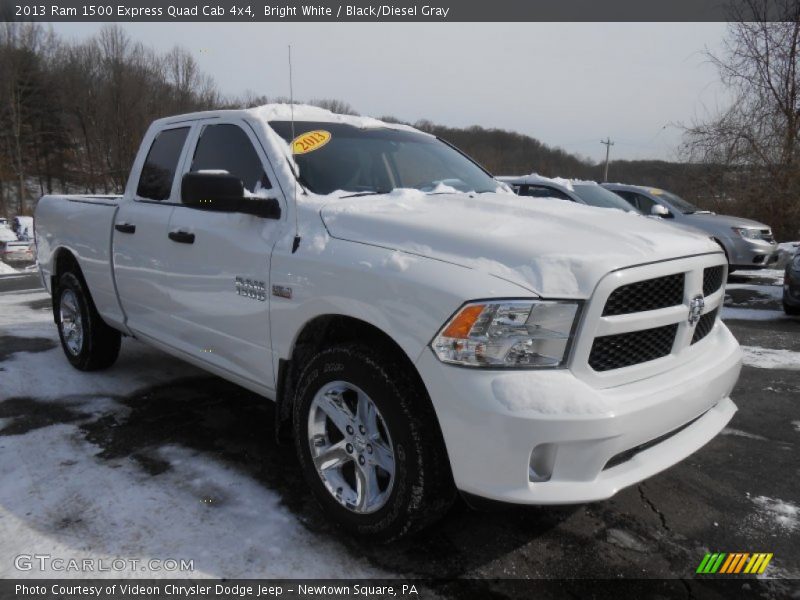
[601,137,614,182]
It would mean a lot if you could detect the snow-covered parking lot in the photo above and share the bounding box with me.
[0,269,798,591]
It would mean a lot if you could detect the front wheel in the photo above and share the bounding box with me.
[293,344,455,541]
[55,271,121,371]
[784,302,800,316]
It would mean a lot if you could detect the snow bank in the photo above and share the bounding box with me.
[0,291,51,328]
[0,262,18,275]
[741,346,800,370]
[750,496,799,533]
[0,289,386,579]
[0,429,384,578]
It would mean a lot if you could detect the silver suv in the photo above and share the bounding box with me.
[603,184,779,271]
[498,175,636,212]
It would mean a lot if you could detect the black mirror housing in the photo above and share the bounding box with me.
[181,172,281,219]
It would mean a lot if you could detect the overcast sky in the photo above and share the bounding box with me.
[52,22,731,163]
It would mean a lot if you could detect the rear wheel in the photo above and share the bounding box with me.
[293,344,455,541]
[55,271,121,371]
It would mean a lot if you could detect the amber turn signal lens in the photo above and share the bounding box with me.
[441,304,485,339]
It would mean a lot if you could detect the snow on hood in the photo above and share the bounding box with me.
[318,190,721,297]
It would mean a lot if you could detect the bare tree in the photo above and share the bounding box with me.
[682,0,800,239]
[309,98,359,115]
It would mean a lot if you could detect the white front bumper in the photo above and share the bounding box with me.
[416,322,741,504]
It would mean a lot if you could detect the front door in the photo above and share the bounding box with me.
[164,120,287,391]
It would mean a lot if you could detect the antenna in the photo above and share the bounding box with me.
[289,44,301,253]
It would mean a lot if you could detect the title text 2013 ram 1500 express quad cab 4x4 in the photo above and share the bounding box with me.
[35,105,742,540]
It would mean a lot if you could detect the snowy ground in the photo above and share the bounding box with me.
[0,262,17,275]
[0,265,798,589]
[0,290,383,579]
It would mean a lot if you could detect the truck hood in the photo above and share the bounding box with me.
[319,191,721,297]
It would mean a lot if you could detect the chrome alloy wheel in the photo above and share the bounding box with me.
[59,289,84,356]
[308,381,396,514]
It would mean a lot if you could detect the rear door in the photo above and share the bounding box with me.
[164,119,286,391]
[114,125,191,342]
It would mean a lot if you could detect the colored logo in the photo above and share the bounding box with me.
[696,552,773,574]
[292,130,331,155]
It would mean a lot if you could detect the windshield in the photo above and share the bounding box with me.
[269,121,499,195]
[572,184,638,212]
[654,189,701,214]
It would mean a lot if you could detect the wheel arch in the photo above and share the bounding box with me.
[51,247,85,321]
[275,314,438,445]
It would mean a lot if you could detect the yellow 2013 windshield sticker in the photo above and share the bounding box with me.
[292,130,331,154]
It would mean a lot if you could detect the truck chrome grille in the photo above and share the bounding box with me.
[602,273,684,316]
[691,308,719,344]
[579,255,728,378]
[702,266,725,297]
[588,324,678,372]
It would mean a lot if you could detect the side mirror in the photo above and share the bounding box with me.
[651,204,672,218]
[181,172,281,219]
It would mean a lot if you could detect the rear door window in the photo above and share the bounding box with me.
[137,127,190,201]
[190,123,271,193]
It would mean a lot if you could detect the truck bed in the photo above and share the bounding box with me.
[35,194,126,328]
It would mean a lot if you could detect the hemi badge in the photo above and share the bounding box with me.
[272,285,292,299]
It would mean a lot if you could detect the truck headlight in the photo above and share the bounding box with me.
[431,300,580,368]
[732,227,761,240]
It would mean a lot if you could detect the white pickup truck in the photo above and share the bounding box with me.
[35,104,742,540]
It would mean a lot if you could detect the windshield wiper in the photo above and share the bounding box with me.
[340,190,392,199]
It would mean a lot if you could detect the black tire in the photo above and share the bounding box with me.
[784,302,800,316]
[293,343,456,541]
[55,271,121,371]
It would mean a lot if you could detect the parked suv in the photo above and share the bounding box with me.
[499,174,636,212]
[603,184,778,271]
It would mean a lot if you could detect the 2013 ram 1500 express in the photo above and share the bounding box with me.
[35,105,742,540]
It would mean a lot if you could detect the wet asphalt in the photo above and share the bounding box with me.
[0,272,798,596]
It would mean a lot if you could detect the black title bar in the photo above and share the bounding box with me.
[1,0,796,22]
